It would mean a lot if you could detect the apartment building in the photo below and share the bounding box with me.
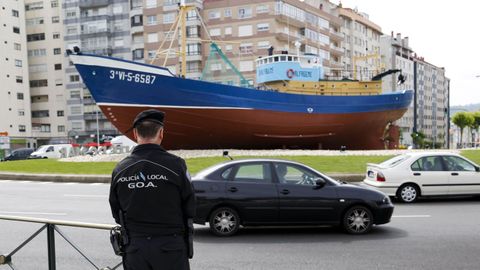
[380,33,415,146]
[336,6,382,80]
[0,0,32,147]
[147,0,344,83]
[62,0,133,142]
[414,58,450,148]
[25,0,68,145]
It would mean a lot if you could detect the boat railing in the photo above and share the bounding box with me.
[0,215,121,270]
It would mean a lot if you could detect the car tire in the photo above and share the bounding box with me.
[209,207,240,237]
[342,205,373,234]
[396,184,419,203]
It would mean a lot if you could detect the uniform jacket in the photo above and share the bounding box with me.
[109,144,195,235]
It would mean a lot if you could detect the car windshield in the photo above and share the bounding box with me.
[36,145,49,152]
[379,154,410,168]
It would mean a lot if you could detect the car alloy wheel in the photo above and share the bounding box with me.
[397,184,419,203]
[209,207,240,237]
[343,206,373,234]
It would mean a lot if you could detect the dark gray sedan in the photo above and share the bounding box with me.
[192,159,393,236]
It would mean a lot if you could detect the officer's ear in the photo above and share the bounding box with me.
[133,128,139,142]
[158,127,164,141]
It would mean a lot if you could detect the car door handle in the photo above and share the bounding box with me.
[451,172,459,176]
[413,173,421,176]
[280,189,290,195]
[228,187,238,192]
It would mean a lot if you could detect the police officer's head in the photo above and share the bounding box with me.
[131,109,165,145]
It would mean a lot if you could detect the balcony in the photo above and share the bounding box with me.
[329,44,344,55]
[329,29,343,41]
[131,25,144,34]
[79,0,109,8]
[275,30,301,43]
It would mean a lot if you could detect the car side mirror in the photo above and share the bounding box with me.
[313,178,326,189]
[475,166,480,172]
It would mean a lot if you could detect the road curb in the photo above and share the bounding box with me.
[0,172,363,183]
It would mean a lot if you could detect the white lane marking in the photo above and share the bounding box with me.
[0,211,67,216]
[64,194,107,198]
[392,215,431,218]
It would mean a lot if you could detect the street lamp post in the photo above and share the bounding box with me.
[96,110,100,147]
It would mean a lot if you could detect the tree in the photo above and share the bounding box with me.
[472,111,480,146]
[452,112,474,147]
[411,131,426,149]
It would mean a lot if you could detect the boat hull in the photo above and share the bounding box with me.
[101,105,406,149]
[70,53,413,150]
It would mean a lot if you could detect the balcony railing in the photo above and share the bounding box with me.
[79,0,109,8]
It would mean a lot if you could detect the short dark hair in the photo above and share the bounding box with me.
[135,120,163,139]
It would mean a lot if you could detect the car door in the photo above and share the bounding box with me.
[225,162,278,224]
[409,156,449,196]
[273,162,339,224]
[443,155,480,195]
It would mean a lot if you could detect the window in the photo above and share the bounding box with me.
[257,41,270,49]
[132,49,144,60]
[40,124,51,133]
[147,33,158,43]
[70,75,80,82]
[15,59,22,67]
[256,5,269,14]
[225,45,233,52]
[53,48,61,55]
[55,79,63,86]
[443,156,476,172]
[209,28,221,37]
[29,64,47,73]
[14,43,21,50]
[16,76,23,83]
[233,163,272,183]
[274,163,318,185]
[58,125,65,132]
[57,110,64,117]
[28,49,47,57]
[19,125,26,132]
[145,0,157,8]
[147,15,157,25]
[70,106,82,115]
[54,63,62,70]
[18,110,25,116]
[26,17,44,26]
[27,33,45,42]
[239,43,253,54]
[224,27,232,35]
[66,26,77,35]
[411,156,445,171]
[238,7,252,19]
[17,93,24,100]
[147,50,156,59]
[70,90,81,99]
[131,15,142,26]
[66,10,76,18]
[163,12,175,23]
[13,27,20,34]
[53,32,60,39]
[51,0,58,7]
[12,9,19,17]
[32,110,50,118]
[186,44,201,55]
[52,16,59,23]
[257,23,269,32]
[239,60,253,71]
[238,25,252,37]
[209,10,220,19]
[224,9,231,17]
[30,79,48,88]
[25,2,44,11]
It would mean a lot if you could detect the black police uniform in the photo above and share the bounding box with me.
[109,112,195,270]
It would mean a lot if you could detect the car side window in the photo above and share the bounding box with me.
[411,156,445,171]
[47,146,54,152]
[232,163,272,183]
[443,156,476,172]
[221,167,233,180]
[274,163,317,186]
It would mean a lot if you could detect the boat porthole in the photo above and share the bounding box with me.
[92,71,96,75]
[307,108,313,113]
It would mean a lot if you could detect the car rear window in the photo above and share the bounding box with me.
[379,154,410,168]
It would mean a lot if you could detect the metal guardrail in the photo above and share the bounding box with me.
[0,215,122,270]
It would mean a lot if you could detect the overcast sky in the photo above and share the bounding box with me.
[333,0,480,106]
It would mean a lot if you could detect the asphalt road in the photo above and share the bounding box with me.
[0,180,479,270]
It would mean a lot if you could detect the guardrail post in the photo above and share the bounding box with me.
[47,224,56,270]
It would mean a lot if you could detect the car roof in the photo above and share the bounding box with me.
[401,151,461,157]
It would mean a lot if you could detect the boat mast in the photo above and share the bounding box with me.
[179,1,195,78]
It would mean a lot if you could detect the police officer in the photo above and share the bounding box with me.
[109,109,195,270]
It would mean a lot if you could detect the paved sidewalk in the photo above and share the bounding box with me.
[0,172,363,183]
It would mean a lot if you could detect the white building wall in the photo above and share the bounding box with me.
[0,0,32,139]
[25,0,67,142]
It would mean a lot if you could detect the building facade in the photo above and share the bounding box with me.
[380,33,415,146]
[0,0,33,148]
[62,0,133,143]
[336,6,382,80]
[414,58,450,148]
[25,0,68,145]
[147,0,344,83]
